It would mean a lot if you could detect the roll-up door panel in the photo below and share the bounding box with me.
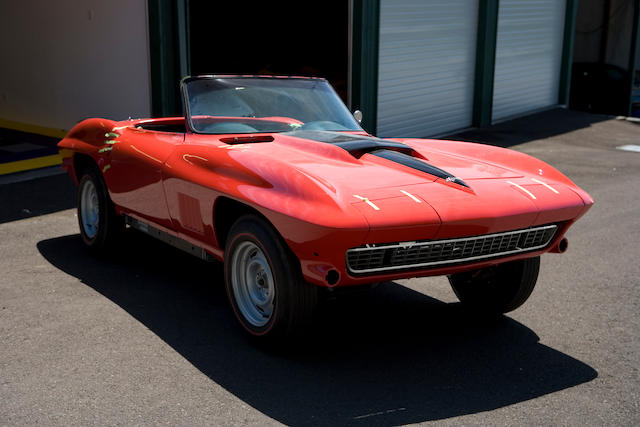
[492,0,566,122]
[377,0,479,137]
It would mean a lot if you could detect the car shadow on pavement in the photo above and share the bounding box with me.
[38,231,597,425]
[448,108,610,148]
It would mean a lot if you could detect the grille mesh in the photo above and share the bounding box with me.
[347,225,557,274]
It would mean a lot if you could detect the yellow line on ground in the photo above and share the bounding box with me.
[0,118,68,139]
[0,154,63,175]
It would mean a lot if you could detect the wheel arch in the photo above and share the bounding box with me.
[73,153,98,182]
[213,196,279,250]
[72,153,119,207]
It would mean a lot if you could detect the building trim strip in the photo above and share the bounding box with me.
[626,0,639,116]
[559,0,578,106]
[147,0,190,118]
[472,0,499,127]
[351,0,380,135]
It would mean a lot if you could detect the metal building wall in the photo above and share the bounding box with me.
[492,0,567,122]
[0,0,151,133]
[376,0,479,137]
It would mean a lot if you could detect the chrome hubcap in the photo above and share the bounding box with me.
[80,180,99,239]
[231,241,275,327]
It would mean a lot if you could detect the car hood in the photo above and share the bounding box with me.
[177,130,590,240]
[274,130,523,192]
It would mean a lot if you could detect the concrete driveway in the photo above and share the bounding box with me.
[1,109,638,425]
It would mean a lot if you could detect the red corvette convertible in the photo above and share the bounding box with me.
[58,75,593,342]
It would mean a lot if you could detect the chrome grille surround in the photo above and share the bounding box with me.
[346,224,557,275]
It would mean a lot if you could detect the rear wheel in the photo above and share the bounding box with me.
[77,166,123,251]
[448,256,540,314]
[224,215,317,343]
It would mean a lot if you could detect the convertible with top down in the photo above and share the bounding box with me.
[58,75,593,342]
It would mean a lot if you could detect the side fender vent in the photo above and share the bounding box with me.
[178,193,205,233]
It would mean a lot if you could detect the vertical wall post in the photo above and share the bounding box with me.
[627,0,640,116]
[472,0,499,127]
[559,0,578,106]
[148,0,190,117]
[351,0,380,134]
[176,0,191,83]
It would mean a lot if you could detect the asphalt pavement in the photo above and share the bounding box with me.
[0,109,638,425]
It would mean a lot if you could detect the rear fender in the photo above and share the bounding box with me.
[57,118,121,183]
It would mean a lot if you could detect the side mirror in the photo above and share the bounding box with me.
[353,110,363,124]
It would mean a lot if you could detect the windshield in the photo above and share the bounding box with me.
[182,76,363,134]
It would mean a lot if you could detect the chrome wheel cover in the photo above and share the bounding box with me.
[230,241,275,327]
[80,180,100,239]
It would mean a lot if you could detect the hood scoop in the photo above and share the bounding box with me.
[285,130,469,188]
[220,135,274,144]
[284,130,413,157]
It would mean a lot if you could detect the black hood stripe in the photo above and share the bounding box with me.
[370,149,469,188]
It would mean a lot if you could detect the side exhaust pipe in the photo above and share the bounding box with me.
[549,237,568,253]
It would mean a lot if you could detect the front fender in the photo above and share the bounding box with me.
[165,143,368,230]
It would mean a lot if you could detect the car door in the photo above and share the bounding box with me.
[105,126,183,230]
[161,132,223,253]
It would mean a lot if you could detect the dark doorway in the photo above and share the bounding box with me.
[570,0,639,116]
[188,1,350,104]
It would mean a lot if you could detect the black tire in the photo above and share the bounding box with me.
[448,256,540,314]
[77,166,123,252]
[224,214,318,343]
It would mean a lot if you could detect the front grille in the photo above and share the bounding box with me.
[346,224,557,274]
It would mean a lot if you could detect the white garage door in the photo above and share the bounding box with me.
[377,0,479,137]
[492,0,566,122]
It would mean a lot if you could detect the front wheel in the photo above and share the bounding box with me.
[448,256,540,314]
[224,215,317,343]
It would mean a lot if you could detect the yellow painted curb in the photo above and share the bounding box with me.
[0,154,63,175]
[0,118,68,139]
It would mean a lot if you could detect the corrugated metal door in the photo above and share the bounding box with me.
[492,0,566,122]
[377,0,479,137]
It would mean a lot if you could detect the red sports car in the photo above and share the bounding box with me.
[58,75,593,342]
